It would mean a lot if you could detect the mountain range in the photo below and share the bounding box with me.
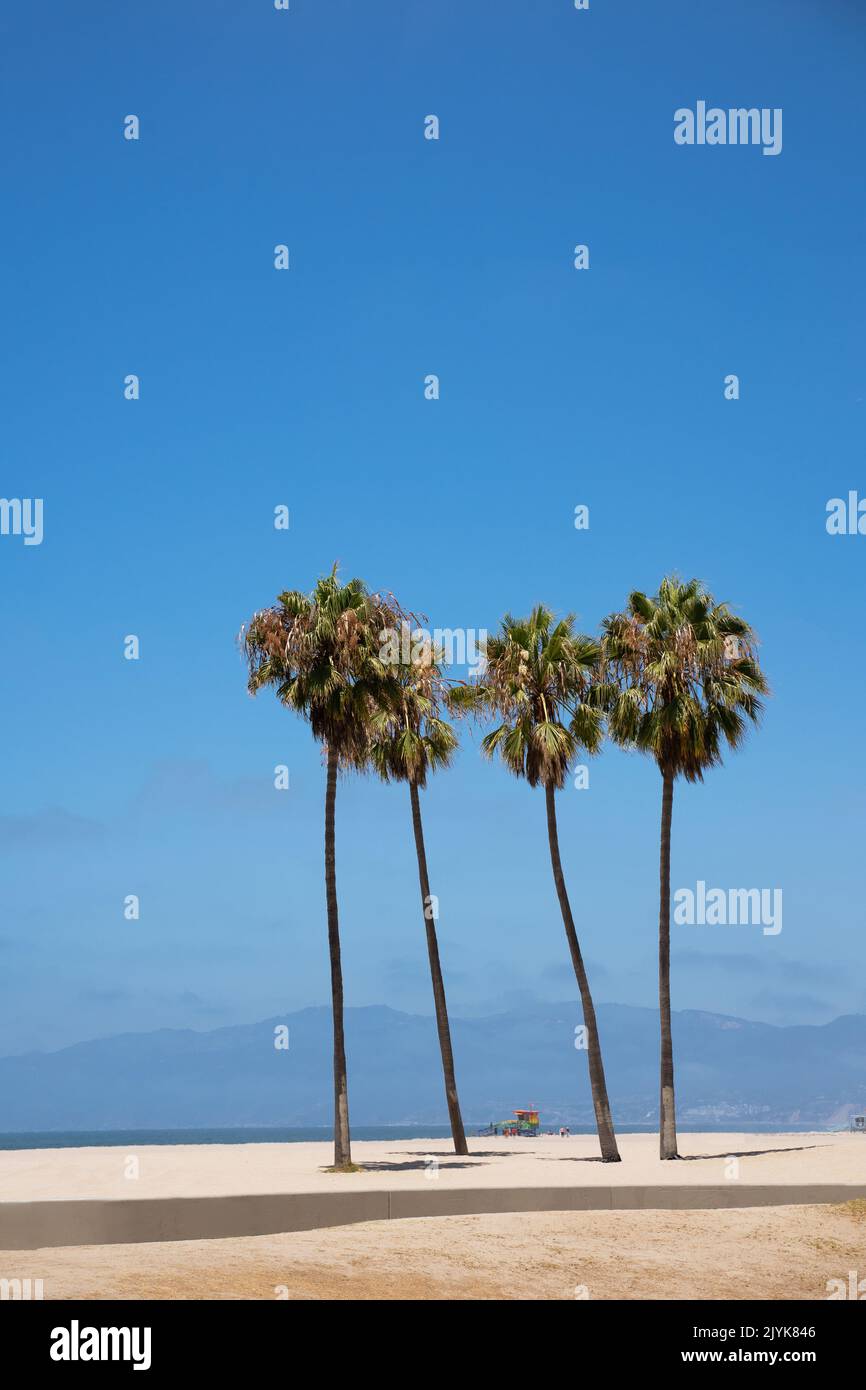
[1,1003,864,1131]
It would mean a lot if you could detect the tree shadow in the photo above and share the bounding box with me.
[405,1148,524,1159]
[678,1145,825,1161]
[536,1145,825,1164]
[535,1155,619,1163]
[355,1148,537,1171]
[351,1158,486,1172]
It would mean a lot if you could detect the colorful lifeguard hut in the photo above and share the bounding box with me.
[483,1107,540,1137]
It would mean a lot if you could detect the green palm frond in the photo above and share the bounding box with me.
[363,626,460,789]
[451,604,602,789]
[600,575,769,782]
[242,564,406,769]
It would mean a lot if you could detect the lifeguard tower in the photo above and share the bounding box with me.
[482,1107,540,1137]
[512,1108,540,1135]
[851,1114,866,1133]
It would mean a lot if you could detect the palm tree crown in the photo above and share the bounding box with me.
[368,637,458,788]
[453,605,603,786]
[600,576,768,777]
[243,566,400,763]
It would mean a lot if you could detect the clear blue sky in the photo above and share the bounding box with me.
[1,0,864,1054]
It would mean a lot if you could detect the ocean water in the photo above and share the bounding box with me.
[0,1121,834,1151]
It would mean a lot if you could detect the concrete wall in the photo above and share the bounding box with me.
[2,1183,864,1250]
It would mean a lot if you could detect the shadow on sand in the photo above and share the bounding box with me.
[353,1148,533,1173]
[677,1145,825,1161]
[353,1160,477,1172]
[535,1154,622,1163]
[534,1144,826,1164]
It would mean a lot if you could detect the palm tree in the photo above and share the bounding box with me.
[600,576,768,1159]
[368,629,469,1156]
[452,606,621,1162]
[242,566,399,1171]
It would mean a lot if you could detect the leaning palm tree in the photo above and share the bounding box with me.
[452,606,621,1162]
[368,630,469,1156]
[600,576,768,1160]
[242,566,399,1171]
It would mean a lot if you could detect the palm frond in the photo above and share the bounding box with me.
[601,575,769,781]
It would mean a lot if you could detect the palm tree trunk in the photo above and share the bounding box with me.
[409,779,469,1156]
[658,768,679,1159]
[325,745,352,1168]
[544,781,620,1162]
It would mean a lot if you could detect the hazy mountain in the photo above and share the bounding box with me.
[1,1003,864,1132]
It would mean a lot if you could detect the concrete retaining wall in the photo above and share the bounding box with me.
[1,1183,863,1250]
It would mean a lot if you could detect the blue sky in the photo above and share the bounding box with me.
[1,0,864,1055]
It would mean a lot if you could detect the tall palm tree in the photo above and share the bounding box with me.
[243,566,399,1171]
[368,631,469,1155]
[600,577,768,1160]
[452,606,621,1162]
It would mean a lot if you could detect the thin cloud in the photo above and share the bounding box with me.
[0,807,104,850]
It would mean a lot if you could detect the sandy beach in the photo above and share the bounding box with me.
[2,1204,864,1301]
[2,1131,863,1200]
[1,1132,864,1299]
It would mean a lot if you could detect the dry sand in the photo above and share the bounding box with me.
[2,1131,864,1200]
[3,1133,865,1299]
[4,1203,866,1300]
